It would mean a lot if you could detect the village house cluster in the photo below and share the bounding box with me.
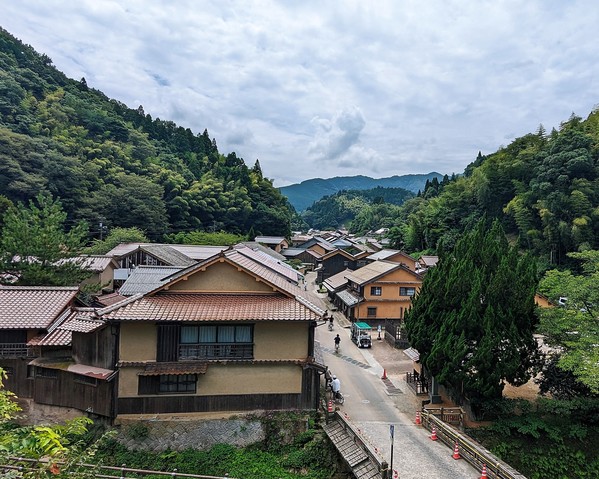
[0,231,437,421]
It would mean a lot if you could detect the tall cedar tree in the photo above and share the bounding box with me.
[0,193,90,285]
[405,219,541,403]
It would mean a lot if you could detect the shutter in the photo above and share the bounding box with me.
[157,324,181,362]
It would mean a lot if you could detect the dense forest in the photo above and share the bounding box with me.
[0,28,292,241]
[335,112,599,269]
[300,186,414,232]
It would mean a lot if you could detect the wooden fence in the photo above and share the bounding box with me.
[420,411,528,479]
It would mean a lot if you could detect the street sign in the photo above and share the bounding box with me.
[390,424,394,439]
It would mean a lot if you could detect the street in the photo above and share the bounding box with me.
[315,314,481,478]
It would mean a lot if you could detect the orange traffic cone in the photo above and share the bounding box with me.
[430,426,437,441]
[480,464,488,478]
[327,400,333,413]
[452,441,461,460]
[381,369,387,380]
[415,411,421,425]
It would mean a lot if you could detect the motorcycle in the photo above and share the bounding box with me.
[328,320,333,331]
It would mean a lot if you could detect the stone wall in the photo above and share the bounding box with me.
[116,416,267,452]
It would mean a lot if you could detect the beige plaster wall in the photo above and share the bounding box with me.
[199,363,302,395]
[119,323,156,362]
[254,322,309,360]
[118,363,302,397]
[167,261,273,293]
[119,367,143,396]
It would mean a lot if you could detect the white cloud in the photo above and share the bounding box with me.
[2,0,599,186]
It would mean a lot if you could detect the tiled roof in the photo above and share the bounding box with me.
[233,244,301,284]
[0,286,78,329]
[242,242,287,261]
[153,247,326,315]
[29,358,115,380]
[366,249,403,261]
[95,292,128,306]
[141,244,196,266]
[418,255,439,267]
[36,309,103,347]
[104,243,227,261]
[344,261,403,285]
[59,255,116,272]
[323,269,351,291]
[255,236,286,244]
[337,289,361,307]
[100,293,322,322]
[137,361,208,376]
[119,266,183,296]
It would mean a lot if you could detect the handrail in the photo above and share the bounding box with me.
[1,457,235,479]
[333,410,385,472]
[421,411,528,479]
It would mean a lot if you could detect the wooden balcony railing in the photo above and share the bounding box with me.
[179,343,254,360]
[0,343,36,359]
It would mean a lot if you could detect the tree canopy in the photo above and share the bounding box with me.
[405,219,541,404]
[0,27,291,242]
[0,193,90,285]
[538,250,599,394]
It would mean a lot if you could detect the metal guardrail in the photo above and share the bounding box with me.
[420,411,528,479]
[1,457,235,479]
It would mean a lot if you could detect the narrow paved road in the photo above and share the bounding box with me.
[316,323,481,479]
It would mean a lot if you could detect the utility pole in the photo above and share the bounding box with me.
[389,424,395,477]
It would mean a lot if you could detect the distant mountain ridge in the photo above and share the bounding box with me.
[279,172,443,211]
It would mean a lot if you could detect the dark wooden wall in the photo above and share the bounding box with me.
[33,370,114,417]
[118,367,321,415]
[0,358,33,397]
[72,326,117,370]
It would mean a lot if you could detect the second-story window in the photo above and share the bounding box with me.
[370,286,382,296]
[179,324,254,360]
[400,287,416,297]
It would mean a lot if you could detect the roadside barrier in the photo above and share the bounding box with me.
[452,441,461,460]
[420,410,527,478]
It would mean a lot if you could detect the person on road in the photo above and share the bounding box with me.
[328,314,334,330]
[334,334,341,351]
[331,375,341,399]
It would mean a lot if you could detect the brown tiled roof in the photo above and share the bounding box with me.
[29,358,115,380]
[95,292,128,306]
[148,247,326,315]
[137,361,208,376]
[0,286,78,329]
[100,293,321,322]
[35,308,103,347]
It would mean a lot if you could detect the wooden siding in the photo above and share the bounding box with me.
[33,369,114,417]
[0,358,33,397]
[72,327,117,370]
[118,367,320,415]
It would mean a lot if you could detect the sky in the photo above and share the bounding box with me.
[2,1,599,187]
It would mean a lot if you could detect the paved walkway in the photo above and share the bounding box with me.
[307,271,480,478]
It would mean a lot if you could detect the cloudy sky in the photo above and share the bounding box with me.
[3,1,598,186]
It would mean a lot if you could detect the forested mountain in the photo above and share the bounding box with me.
[386,111,599,269]
[0,27,291,241]
[279,172,442,212]
[301,186,414,231]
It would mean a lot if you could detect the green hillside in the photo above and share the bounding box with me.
[301,186,414,231]
[0,27,291,240]
[280,172,442,212]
